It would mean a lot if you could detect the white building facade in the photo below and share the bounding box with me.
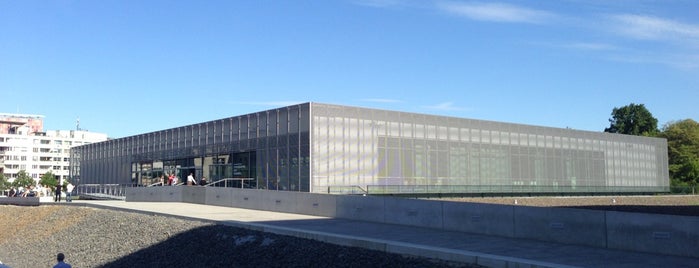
[0,114,108,185]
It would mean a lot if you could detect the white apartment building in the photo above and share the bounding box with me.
[0,114,108,185]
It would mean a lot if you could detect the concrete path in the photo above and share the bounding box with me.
[63,200,698,268]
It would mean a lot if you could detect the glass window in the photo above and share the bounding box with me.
[472,130,481,143]
[414,124,425,139]
[427,125,436,139]
[402,123,414,139]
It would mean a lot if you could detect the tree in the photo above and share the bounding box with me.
[659,119,699,186]
[12,170,35,188]
[604,103,658,136]
[40,171,59,188]
[40,171,57,187]
[0,173,8,192]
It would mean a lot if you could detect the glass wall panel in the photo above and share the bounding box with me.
[278,147,289,190]
[258,113,267,139]
[309,103,669,194]
[72,102,668,195]
[279,110,288,135]
[289,108,299,133]
[74,103,311,192]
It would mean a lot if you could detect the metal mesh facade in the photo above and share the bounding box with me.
[71,104,310,191]
[71,102,669,194]
[311,103,669,194]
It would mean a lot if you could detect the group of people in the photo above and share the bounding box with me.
[161,173,207,186]
[54,182,74,202]
[7,184,48,198]
[7,185,36,197]
[5,182,74,202]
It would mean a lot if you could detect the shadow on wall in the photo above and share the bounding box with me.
[558,205,699,216]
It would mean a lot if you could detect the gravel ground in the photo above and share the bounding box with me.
[443,195,699,216]
[2,196,695,267]
[0,205,479,268]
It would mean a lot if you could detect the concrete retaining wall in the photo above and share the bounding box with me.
[442,202,514,237]
[205,187,233,207]
[335,195,386,223]
[125,187,699,258]
[383,197,443,229]
[514,206,607,248]
[126,186,183,202]
[295,192,337,217]
[0,197,40,206]
[606,211,699,258]
[229,188,261,210]
[182,187,206,204]
[260,190,298,213]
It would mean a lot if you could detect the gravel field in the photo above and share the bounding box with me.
[0,205,478,268]
[1,195,696,267]
[443,195,699,216]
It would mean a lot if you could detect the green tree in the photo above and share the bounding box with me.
[0,173,8,192]
[659,119,699,186]
[604,103,659,136]
[39,171,59,188]
[12,170,35,188]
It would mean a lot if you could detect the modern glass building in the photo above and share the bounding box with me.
[71,102,669,194]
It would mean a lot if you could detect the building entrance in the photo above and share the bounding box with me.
[207,151,256,188]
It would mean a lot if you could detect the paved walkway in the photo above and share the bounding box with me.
[63,200,698,268]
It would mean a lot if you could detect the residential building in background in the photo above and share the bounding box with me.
[0,113,43,134]
[72,103,669,195]
[0,113,108,185]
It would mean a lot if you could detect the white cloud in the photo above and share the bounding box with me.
[436,1,555,24]
[357,1,699,70]
[602,14,699,70]
[609,51,699,70]
[530,41,619,52]
[672,53,699,69]
[609,14,699,42]
[424,102,470,111]
[565,42,618,51]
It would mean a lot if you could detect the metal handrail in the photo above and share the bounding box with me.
[147,182,164,187]
[206,178,254,188]
[75,184,133,198]
[322,184,681,195]
[327,185,368,195]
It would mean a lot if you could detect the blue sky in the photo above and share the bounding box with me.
[1,0,697,138]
